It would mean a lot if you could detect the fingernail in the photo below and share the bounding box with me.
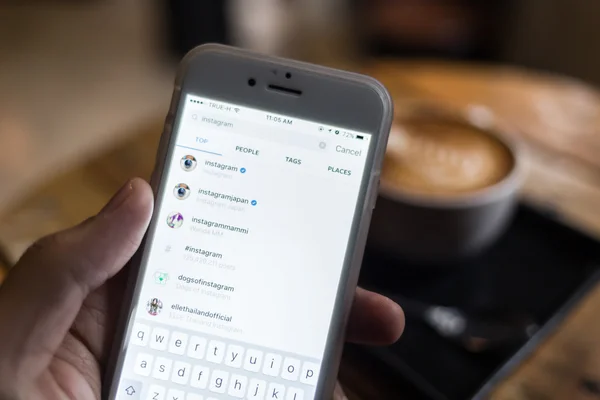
[101,180,134,215]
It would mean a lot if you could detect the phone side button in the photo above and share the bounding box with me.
[371,178,381,210]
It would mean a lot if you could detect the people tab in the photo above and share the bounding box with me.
[234,146,260,156]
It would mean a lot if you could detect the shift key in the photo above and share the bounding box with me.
[117,379,142,399]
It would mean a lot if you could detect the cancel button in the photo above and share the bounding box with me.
[328,166,352,176]
[336,145,362,157]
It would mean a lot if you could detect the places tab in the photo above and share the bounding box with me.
[327,165,352,176]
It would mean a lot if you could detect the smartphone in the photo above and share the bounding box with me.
[105,44,393,400]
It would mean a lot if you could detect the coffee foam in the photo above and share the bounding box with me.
[383,120,514,195]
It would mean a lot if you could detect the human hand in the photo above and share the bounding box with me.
[0,178,404,399]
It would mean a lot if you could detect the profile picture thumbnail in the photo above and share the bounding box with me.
[146,298,163,316]
[174,183,191,200]
[166,212,184,229]
[181,155,197,171]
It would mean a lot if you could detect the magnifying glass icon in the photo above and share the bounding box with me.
[192,114,198,120]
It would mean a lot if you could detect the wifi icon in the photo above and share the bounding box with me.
[234,108,240,113]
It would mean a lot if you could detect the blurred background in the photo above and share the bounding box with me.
[1,0,600,260]
[2,1,600,399]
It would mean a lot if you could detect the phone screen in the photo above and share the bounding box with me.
[115,94,373,400]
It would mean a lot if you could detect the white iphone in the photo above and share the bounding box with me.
[104,44,393,400]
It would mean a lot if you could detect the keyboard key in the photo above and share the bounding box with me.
[281,358,300,381]
[247,379,267,399]
[150,327,170,351]
[243,349,263,373]
[188,336,207,360]
[171,361,192,385]
[267,383,286,400]
[262,353,282,377]
[118,379,142,399]
[285,387,304,400]
[209,369,229,394]
[169,331,189,355]
[130,323,150,347]
[300,362,318,386]
[134,353,154,377]
[206,340,226,364]
[127,323,319,400]
[224,344,244,368]
[190,364,210,389]
[166,388,185,400]
[227,373,248,398]
[152,357,173,381]
[146,384,166,400]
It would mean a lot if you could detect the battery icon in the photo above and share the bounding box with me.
[356,135,364,140]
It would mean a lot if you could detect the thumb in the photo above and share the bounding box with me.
[0,178,153,382]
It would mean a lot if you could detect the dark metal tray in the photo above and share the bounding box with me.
[347,204,600,400]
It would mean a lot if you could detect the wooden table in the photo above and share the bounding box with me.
[1,61,600,399]
[348,62,600,400]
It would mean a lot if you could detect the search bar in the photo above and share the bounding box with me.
[192,112,328,152]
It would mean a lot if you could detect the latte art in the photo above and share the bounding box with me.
[395,130,485,179]
[383,119,514,195]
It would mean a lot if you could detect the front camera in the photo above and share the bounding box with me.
[248,78,257,87]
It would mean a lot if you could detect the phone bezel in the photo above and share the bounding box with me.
[104,44,393,400]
